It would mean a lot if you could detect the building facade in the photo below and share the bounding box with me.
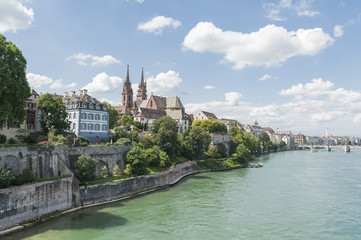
[63,89,109,143]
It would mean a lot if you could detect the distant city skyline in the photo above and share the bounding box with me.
[2,0,361,136]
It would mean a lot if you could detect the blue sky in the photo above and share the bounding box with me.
[2,0,361,136]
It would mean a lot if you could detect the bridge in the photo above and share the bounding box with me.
[299,144,361,152]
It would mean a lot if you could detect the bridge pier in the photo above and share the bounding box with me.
[345,144,350,152]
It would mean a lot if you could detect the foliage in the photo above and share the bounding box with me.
[8,138,17,144]
[259,132,271,143]
[47,129,67,145]
[217,143,228,158]
[13,169,37,185]
[0,168,15,188]
[72,136,90,146]
[140,134,155,149]
[272,142,279,152]
[100,165,109,179]
[279,140,287,149]
[22,134,37,144]
[231,143,251,164]
[38,93,70,135]
[0,34,31,129]
[207,145,221,159]
[192,119,227,133]
[229,125,242,138]
[117,138,132,146]
[125,146,149,176]
[182,126,211,159]
[103,101,118,129]
[81,142,88,147]
[113,164,121,177]
[73,154,98,183]
[117,114,133,129]
[243,132,261,155]
[0,134,6,144]
[151,116,181,158]
[133,121,143,131]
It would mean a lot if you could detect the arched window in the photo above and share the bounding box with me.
[82,113,87,119]
[73,123,76,130]
[95,124,100,130]
[102,115,106,121]
[89,113,93,120]
[74,113,76,118]
[81,123,86,130]
[102,124,106,131]
[88,123,93,130]
[95,114,100,120]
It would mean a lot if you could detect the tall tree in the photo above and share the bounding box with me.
[103,101,118,129]
[38,93,70,134]
[0,34,31,129]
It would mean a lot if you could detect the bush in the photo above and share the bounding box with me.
[0,168,15,188]
[100,165,108,178]
[22,135,37,144]
[113,164,121,177]
[125,146,149,176]
[117,138,131,146]
[81,142,88,147]
[217,143,228,157]
[73,154,98,183]
[207,145,221,159]
[8,138,17,144]
[159,150,171,167]
[14,169,37,185]
[0,134,6,144]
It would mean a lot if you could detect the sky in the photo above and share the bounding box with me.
[1,0,361,137]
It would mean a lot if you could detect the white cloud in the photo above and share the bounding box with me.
[183,23,334,69]
[26,73,54,88]
[49,79,64,89]
[65,82,77,88]
[185,78,361,136]
[138,16,181,35]
[259,74,273,81]
[146,70,182,94]
[0,0,34,33]
[135,0,144,3]
[84,72,123,94]
[66,53,121,66]
[204,85,215,90]
[100,98,118,106]
[333,25,344,38]
[263,0,319,21]
[91,55,121,66]
[225,92,242,106]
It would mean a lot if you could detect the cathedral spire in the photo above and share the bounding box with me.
[141,67,144,85]
[125,65,130,84]
[122,64,133,108]
[137,67,147,101]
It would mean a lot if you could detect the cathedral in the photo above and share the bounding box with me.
[114,66,190,133]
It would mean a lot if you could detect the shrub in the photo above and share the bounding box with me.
[22,135,37,144]
[159,150,171,167]
[113,164,121,177]
[117,138,131,146]
[99,165,109,178]
[14,169,37,185]
[125,146,149,176]
[0,168,15,188]
[8,138,17,144]
[217,143,228,157]
[81,142,88,147]
[73,154,98,183]
[207,145,221,159]
[0,134,7,144]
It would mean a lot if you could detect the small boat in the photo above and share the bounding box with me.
[255,163,263,168]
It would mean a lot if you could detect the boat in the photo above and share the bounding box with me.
[255,163,263,168]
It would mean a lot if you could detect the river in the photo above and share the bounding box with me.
[4,149,361,240]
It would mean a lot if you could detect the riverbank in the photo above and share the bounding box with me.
[0,157,254,237]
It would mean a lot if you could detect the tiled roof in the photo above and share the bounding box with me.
[136,107,166,119]
[201,111,218,120]
[262,127,275,134]
[151,95,167,108]
[166,96,184,109]
[114,105,133,115]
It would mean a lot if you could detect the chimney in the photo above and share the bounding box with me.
[64,92,68,97]
[83,89,88,95]
[71,91,75,96]
[78,90,83,95]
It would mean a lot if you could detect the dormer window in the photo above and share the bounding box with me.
[103,106,107,111]
[86,98,90,102]
[96,105,101,110]
[89,104,94,109]
[83,104,87,109]
[92,99,96,103]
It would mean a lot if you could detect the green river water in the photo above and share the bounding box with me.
[4,149,361,240]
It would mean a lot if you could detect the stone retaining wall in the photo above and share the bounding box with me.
[79,161,198,205]
[0,177,73,231]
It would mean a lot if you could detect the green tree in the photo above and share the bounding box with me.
[243,132,261,155]
[231,143,251,164]
[113,164,121,176]
[125,146,149,175]
[38,93,70,135]
[103,102,118,129]
[259,132,270,143]
[192,119,227,133]
[229,125,242,138]
[217,143,228,157]
[73,154,98,183]
[100,165,109,178]
[118,114,133,129]
[151,116,181,158]
[279,140,287,149]
[0,168,15,189]
[0,34,31,129]
[207,145,221,159]
[182,126,212,159]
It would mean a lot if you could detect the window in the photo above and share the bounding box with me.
[89,113,94,120]
[102,124,106,131]
[83,104,87,109]
[102,115,106,121]
[103,105,107,111]
[92,99,96,103]
[74,113,76,118]
[95,114,100,120]
[95,124,100,130]
[82,113,87,119]
[89,104,94,109]
[88,123,93,130]
[81,123,86,130]
[68,113,72,119]
[96,105,101,110]
[86,98,90,102]
[73,123,76,130]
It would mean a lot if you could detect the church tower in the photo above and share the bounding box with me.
[122,65,133,108]
[137,68,147,101]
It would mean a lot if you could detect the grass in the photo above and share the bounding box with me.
[197,158,245,170]
[86,175,129,185]
[147,166,168,174]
